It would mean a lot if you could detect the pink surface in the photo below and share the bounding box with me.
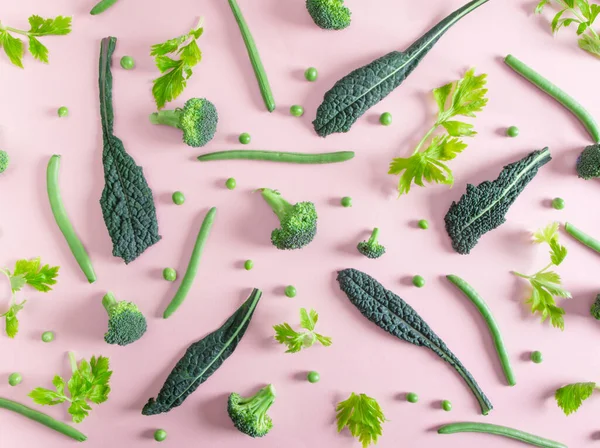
[1,0,600,447]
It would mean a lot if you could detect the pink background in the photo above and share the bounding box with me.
[1,0,600,446]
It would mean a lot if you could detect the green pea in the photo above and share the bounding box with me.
[225,178,237,190]
[552,197,565,210]
[172,191,185,205]
[285,285,297,298]
[307,371,320,383]
[379,112,393,126]
[120,56,135,70]
[341,196,352,207]
[8,373,22,387]
[154,429,167,442]
[531,351,543,364]
[41,331,55,343]
[57,107,69,118]
[506,126,519,137]
[412,275,425,288]
[406,392,419,403]
[238,133,251,144]
[244,260,254,270]
[442,400,452,411]
[163,268,177,282]
[304,67,318,82]
[418,219,429,230]
[290,105,304,117]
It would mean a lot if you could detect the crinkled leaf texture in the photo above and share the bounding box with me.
[445,148,551,255]
[312,0,489,137]
[98,37,161,264]
[142,289,262,415]
[336,268,492,415]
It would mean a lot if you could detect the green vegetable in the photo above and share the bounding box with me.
[379,112,392,126]
[357,228,386,259]
[228,0,275,112]
[406,392,418,403]
[150,19,204,109]
[99,37,161,264]
[226,178,237,190]
[142,288,262,415]
[259,188,317,250]
[307,371,320,383]
[9,372,22,386]
[273,308,332,353]
[163,207,217,318]
[445,148,551,254]
[0,15,72,68]
[172,191,185,205]
[341,196,352,207]
[504,55,600,143]
[57,106,68,117]
[290,105,304,117]
[0,258,59,338]
[506,126,519,137]
[154,429,167,442]
[447,275,516,386]
[389,68,488,195]
[576,144,600,179]
[412,275,425,287]
[244,260,254,270]
[591,294,600,319]
[531,351,543,363]
[120,55,134,69]
[47,155,96,283]
[0,150,8,173]
[305,67,318,81]
[228,384,276,438]
[284,285,296,298]
[555,382,600,415]
[306,0,351,30]
[197,150,355,164]
[336,392,385,448]
[102,292,147,346]
[312,0,489,137]
[513,222,571,330]
[565,221,600,254]
[535,0,600,59]
[239,132,251,144]
[90,0,119,15]
[337,268,493,415]
[438,422,567,448]
[41,331,55,342]
[0,397,87,441]
[418,219,429,229]
[162,267,177,281]
[29,352,112,423]
[442,399,452,411]
[551,197,565,210]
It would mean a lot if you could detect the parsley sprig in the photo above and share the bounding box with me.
[513,222,571,330]
[336,392,386,448]
[273,308,332,353]
[388,68,488,196]
[0,15,72,68]
[536,0,600,58]
[555,382,600,415]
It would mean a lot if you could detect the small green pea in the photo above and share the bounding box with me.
[341,196,352,207]
[285,285,297,298]
[225,178,237,190]
[379,112,393,126]
[531,351,543,364]
[552,198,565,210]
[172,191,185,205]
[238,133,251,145]
[412,275,425,288]
[41,331,55,343]
[290,105,304,117]
[120,56,135,70]
[163,268,177,282]
[442,400,452,411]
[244,260,254,270]
[506,126,519,137]
[8,373,22,387]
[304,67,318,82]
[406,392,419,403]
[154,429,167,442]
[57,107,69,118]
[307,371,320,383]
[418,219,429,230]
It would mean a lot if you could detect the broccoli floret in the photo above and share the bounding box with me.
[306,0,351,30]
[591,294,600,320]
[102,292,147,346]
[576,144,600,180]
[357,227,386,259]
[259,188,317,250]
[227,384,276,438]
[149,98,218,148]
[0,150,9,174]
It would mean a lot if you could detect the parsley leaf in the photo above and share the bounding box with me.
[12,258,59,292]
[336,392,386,448]
[1,301,26,338]
[273,308,332,353]
[533,222,568,265]
[555,382,597,415]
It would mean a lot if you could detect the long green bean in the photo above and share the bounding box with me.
[163,207,217,319]
[438,422,567,448]
[46,155,97,283]
[197,150,355,164]
[446,275,515,386]
[565,222,600,254]
[90,0,119,15]
[0,397,87,442]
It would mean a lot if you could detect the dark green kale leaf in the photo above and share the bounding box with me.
[445,148,551,255]
[312,0,489,137]
[337,268,493,415]
[142,289,262,415]
[98,37,161,264]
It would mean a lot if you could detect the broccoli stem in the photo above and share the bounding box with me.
[149,110,181,129]
[68,351,78,374]
[102,292,118,314]
[368,228,381,245]
[259,189,294,222]
[238,385,276,415]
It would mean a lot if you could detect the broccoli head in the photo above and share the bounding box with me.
[591,294,600,320]
[576,144,600,180]
[102,292,147,346]
[149,98,218,148]
[306,0,351,30]
[0,150,9,174]
[357,227,386,259]
[227,384,276,438]
[260,188,317,250]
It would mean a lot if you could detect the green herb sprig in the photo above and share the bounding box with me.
[336,392,386,448]
[273,308,332,353]
[555,382,600,415]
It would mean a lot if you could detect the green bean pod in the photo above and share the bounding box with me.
[565,222,600,254]
[197,150,355,164]
[90,0,119,15]
[46,155,97,283]
[438,422,567,448]
[446,275,515,386]
[163,207,217,319]
[504,55,600,143]
[0,397,87,442]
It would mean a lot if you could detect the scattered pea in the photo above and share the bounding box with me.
[379,112,393,126]
[305,67,318,82]
[442,400,452,411]
[418,219,429,230]
[57,107,69,118]
[244,260,254,271]
[285,285,297,298]
[238,133,251,144]
[120,56,135,70]
[531,351,543,364]
[154,429,167,442]
[290,105,304,117]
[406,392,419,403]
[172,191,185,205]
[225,178,237,190]
[8,373,22,387]
[552,197,565,210]
[307,371,320,383]
[163,268,177,282]
[506,126,519,137]
[41,331,55,343]
[412,275,425,288]
[341,196,352,207]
